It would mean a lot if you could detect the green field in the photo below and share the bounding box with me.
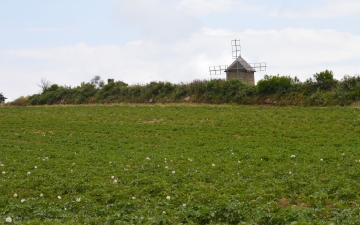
[1,105,360,224]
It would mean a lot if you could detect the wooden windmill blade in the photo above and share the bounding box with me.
[209,65,228,75]
[208,39,267,84]
[231,39,241,59]
[248,62,267,72]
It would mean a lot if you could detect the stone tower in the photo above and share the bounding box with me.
[224,56,255,85]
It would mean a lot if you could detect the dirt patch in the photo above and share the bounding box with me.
[351,101,360,107]
[142,118,164,124]
[278,198,290,207]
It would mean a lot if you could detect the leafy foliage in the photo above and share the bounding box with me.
[1,105,360,223]
[312,69,337,90]
[0,93,6,103]
[8,70,360,106]
[257,75,293,95]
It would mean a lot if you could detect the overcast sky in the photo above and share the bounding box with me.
[1,0,360,101]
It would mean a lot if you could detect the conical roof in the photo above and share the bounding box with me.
[225,56,256,72]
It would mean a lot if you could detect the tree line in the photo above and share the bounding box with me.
[7,70,360,106]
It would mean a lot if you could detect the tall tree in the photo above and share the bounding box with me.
[37,78,52,92]
[0,93,7,103]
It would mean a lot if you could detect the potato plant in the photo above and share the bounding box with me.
[1,105,360,224]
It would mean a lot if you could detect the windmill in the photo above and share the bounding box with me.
[209,39,266,85]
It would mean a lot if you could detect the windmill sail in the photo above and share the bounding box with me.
[209,65,228,75]
[208,39,267,83]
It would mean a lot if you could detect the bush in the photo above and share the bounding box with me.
[7,72,360,106]
[313,70,337,91]
[189,80,207,101]
[257,75,292,95]
[10,96,28,106]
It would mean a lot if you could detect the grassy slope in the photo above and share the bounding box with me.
[1,105,360,224]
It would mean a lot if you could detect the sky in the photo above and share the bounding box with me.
[1,0,360,101]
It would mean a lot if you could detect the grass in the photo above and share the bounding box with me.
[1,104,360,224]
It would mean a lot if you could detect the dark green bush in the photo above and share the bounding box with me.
[9,72,360,106]
[313,70,337,91]
[174,84,188,99]
[257,75,292,95]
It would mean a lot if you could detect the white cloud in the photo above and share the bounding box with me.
[177,0,234,15]
[267,0,360,18]
[114,0,201,41]
[175,0,360,19]
[1,28,360,101]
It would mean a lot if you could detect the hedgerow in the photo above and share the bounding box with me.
[8,70,360,106]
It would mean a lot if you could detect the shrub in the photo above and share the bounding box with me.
[189,80,207,101]
[174,84,189,100]
[313,70,337,91]
[9,96,28,106]
[221,79,246,101]
[257,75,292,95]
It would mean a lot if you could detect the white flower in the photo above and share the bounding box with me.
[21,199,25,203]
[291,155,296,158]
[111,176,115,179]
[341,153,345,156]
[166,196,171,200]
[289,171,292,175]
[27,171,31,175]
[146,157,150,160]
[238,161,241,164]
[40,193,44,197]
[76,198,81,202]
[172,171,175,174]
[5,217,12,223]
[212,164,215,167]
[109,161,112,164]
[2,171,5,175]
[162,211,166,214]
[72,163,75,165]
[132,196,136,200]
[34,166,37,169]
[0,164,4,167]
[182,204,186,207]
[164,158,167,161]
[320,159,324,161]
[188,158,192,162]
[113,179,118,183]
[13,193,18,198]
[58,196,61,199]
[165,166,168,169]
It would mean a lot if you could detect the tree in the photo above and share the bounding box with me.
[0,93,7,103]
[90,75,104,88]
[37,78,52,92]
[313,70,337,90]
